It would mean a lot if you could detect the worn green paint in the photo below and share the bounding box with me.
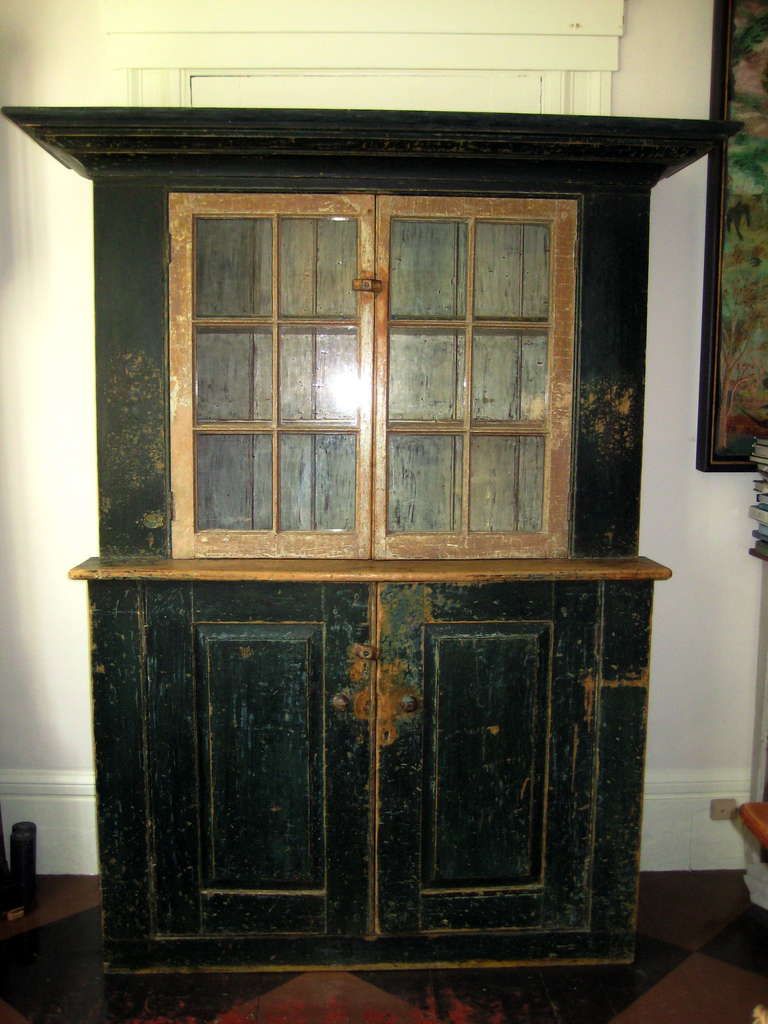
[88,582,151,943]
[89,576,653,969]
[30,109,699,970]
[94,184,169,558]
[376,582,603,938]
[144,581,371,940]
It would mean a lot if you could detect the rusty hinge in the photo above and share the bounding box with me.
[169,492,176,521]
[352,277,383,294]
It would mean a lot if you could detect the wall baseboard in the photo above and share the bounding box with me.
[0,769,98,875]
[0,768,752,875]
[641,770,751,871]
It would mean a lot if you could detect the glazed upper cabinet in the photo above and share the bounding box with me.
[169,194,576,558]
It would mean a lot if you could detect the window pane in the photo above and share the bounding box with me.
[474,222,549,320]
[279,326,358,423]
[469,435,544,532]
[280,434,356,531]
[471,331,547,422]
[195,218,272,317]
[389,220,467,319]
[388,435,463,533]
[388,329,465,422]
[279,218,357,318]
[196,330,272,422]
[196,434,272,530]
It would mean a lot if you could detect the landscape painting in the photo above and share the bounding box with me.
[698,0,768,470]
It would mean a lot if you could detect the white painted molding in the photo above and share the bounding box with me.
[108,33,620,74]
[0,769,95,798]
[640,770,751,872]
[104,0,621,112]
[103,0,625,38]
[0,769,98,875]
[644,770,753,798]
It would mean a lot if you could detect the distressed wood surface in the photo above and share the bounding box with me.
[94,184,168,558]
[169,192,375,559]
[70,556,672,582]
[88,573,662,968]
[572,192,650,557]
[2,108,736,186]
[374,581,601,936]
[591,581,654,938]
[88,582,151,941]
[373,195,576,560]
[143,581,372,939]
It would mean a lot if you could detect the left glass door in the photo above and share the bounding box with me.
[169,194,375,557]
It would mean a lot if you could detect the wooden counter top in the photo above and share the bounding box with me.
[70,556,672,584]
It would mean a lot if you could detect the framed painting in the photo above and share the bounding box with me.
[698,0,768,470]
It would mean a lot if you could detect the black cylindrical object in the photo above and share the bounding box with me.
[10,822,36,910]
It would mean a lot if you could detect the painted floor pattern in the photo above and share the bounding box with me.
[0,872,766,1023]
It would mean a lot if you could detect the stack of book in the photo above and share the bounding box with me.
[750,439,768,557]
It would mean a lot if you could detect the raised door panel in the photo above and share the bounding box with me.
[375,581,599,935]
[145,581,372,937]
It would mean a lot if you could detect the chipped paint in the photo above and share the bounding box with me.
[141,510,166,530]
[602,668,649,688]
[376,658,412,747]
[580,382,637,458]
[582,672,597,720]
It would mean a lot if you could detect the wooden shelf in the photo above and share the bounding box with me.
[70,555,672,584]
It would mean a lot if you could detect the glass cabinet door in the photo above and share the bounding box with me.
[373,196,576,559]
[170,194,374,558]
[169,193,576,559]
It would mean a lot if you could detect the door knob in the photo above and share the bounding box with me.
[331,693,351,713]
[400,695,418,714]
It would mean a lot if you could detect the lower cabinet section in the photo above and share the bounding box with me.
[88,575,655,969]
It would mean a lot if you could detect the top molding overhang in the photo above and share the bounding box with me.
[2,107,739,189]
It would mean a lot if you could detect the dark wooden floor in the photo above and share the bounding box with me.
[0,871,766,1022]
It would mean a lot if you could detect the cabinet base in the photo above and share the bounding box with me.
[104,931,636,972]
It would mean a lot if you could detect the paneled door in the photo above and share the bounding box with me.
[375,582,599,934]
[144,581,372,937]
[144,578,598,941]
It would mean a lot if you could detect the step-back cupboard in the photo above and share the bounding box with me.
[3,107,734,970]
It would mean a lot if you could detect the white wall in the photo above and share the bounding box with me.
[0,0,757,872]
[616,0,760,867]
[0,0,103,871]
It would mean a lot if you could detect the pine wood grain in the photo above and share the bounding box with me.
[70,556,672,583]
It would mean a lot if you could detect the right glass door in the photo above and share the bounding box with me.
[374,196,577,559]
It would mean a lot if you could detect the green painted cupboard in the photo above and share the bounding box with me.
[3,107,735,970]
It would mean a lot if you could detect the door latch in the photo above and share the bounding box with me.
[352,277,383,293]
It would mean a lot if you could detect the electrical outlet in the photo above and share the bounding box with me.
[710,798,738,821]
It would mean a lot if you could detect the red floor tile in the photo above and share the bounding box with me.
[637,871,749,951]
[218,972,439,1024]
[0,997,29,1023]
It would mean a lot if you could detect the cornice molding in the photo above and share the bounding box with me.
[2,107,739,187]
